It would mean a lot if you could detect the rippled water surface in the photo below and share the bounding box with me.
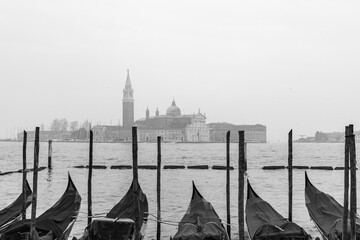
[0,141,358,239]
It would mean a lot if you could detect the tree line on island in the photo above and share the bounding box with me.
[47,118,93,141]
[50,118,91,132]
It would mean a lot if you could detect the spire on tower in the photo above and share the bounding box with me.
[125,69,132,89]
[123,69,134,101]
[146,107,150,119]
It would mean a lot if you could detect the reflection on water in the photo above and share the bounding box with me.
[0,141,358,240]
[46,169,53,182]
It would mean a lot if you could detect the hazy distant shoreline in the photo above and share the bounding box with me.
[0,139,268,144]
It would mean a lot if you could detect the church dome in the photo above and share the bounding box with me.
[166,99,181,117]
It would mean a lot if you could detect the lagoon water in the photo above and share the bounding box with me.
[0,141,358,239]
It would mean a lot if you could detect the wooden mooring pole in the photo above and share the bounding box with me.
[226,131,231,238]
[48,140,52,169]
[244,134,247,172]
[22,131,27,220]
[349,125,356,240]
[238,131,245,240]
[288,129,293,222]
[30,127,40,240]
[343,126,350,240]
[157,136,162,240]
[87,130,93,226]
[132,127,140,240]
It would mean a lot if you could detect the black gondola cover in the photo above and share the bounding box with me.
[105,179,148,230]
[0,181,32,228]
[305,172,360,240]
[87,179,148,240]
[172,182,229,240]
[1,174,81,240]
[246,180,309,240]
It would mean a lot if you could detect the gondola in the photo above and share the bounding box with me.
[0,174,81,240]
[305,172,360,240]
[0,181,32,230]
[172,182,229,240]
[84,179,148,240]
[246,179,310,240]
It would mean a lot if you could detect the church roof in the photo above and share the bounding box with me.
[137,125,187,130]
[136,113,194,121]
[166,99,181,117]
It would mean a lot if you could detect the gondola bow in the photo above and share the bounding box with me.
[0,181,32,229]
[0,174,81,240]
[86,179,148,240]
[246,179,310,240]
[172,182,229,240]
[305,172,360,240]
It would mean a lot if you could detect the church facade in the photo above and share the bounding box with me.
[135,100,210,142]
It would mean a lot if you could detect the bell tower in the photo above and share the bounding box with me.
[122,69,134,128]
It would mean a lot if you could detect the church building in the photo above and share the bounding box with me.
[135,100,210,142]
[91,70,266,143]
[92,70,210,142]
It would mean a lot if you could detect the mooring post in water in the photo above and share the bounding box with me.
[30,127,40,240]
[157,136,162,240]
[22,131,27,220]
[343,126,350,240]
[244,134,247,172]
[288,129,293,222]
[132,126,140,240]
[226,131,231,238]
[48,140,52,169]
[88,130,93,226]
[238,131,245,240]
[349,125,356,240]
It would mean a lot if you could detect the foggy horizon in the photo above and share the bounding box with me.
[1,1,360,142]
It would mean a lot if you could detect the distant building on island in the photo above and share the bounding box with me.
[17,70,267,143]
[208,122,266,143]
[296,130,360,143]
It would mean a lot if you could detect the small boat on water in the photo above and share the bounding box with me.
[172,182,229,240]
[84,179,148,240]
[0,174,81,240]
[246,179,310,240]
[0,181,32,230]
[305,172,360,240]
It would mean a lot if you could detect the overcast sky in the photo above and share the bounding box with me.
[1,1,360,142]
